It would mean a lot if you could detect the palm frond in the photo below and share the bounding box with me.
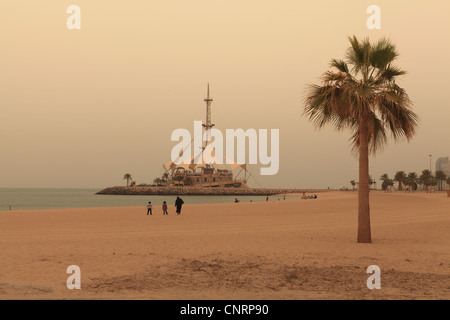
[376,65,407,83]
[330,59,349,74]
[369,38,399,69]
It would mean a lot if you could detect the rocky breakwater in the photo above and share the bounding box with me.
[96,186,320,196]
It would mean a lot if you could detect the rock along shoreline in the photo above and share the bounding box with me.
[96,186,326,196]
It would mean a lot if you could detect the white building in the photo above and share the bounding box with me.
[436,157,450,176]
[436,157,450,189]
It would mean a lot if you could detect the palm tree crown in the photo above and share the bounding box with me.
[304,36,418,153]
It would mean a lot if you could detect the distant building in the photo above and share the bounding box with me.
[161,85,249,189]
[436,157,450,176]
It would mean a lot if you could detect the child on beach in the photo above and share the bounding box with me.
[147,202,152,215]
[162,201,168,215]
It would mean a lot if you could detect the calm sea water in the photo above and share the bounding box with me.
[0,188,273,211]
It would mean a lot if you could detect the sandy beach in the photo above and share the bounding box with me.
[0,191,448,300]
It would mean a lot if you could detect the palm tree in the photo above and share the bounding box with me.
[394,171,407,191]
[446,176,450,190]
[123,173,132,187]
[379,174,394,192]
[350,180,356,191]
[386,178,395,192]
[406,172,418,191]
[304,36,418,243]
[161,172,169,183]
[435,170,447,191]
[419,169,434,193]
[153,178,162,186]
[364,175,376,190]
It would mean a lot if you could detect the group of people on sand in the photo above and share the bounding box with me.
[302,193,318,199]
[146,196,184,216]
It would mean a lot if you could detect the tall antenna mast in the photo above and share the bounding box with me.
[202,83,215,147]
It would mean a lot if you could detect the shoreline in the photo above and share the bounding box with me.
[0,188,324,212]
[96,186,328,196]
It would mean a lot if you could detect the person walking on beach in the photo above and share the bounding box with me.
[175,196,184,215]
[146,201,152,215]
[162,201,168,215]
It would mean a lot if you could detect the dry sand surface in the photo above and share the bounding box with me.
[0,191,449,300]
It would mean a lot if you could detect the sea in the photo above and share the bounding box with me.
[0,188,279,211]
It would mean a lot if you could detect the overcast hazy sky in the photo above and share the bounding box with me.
[1,1,449,189]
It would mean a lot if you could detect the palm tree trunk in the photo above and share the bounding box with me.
[358,117,372,243]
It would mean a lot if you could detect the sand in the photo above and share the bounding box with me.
[0,191,448,300]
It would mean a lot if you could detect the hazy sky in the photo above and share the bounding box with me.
[1,1,449,189]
